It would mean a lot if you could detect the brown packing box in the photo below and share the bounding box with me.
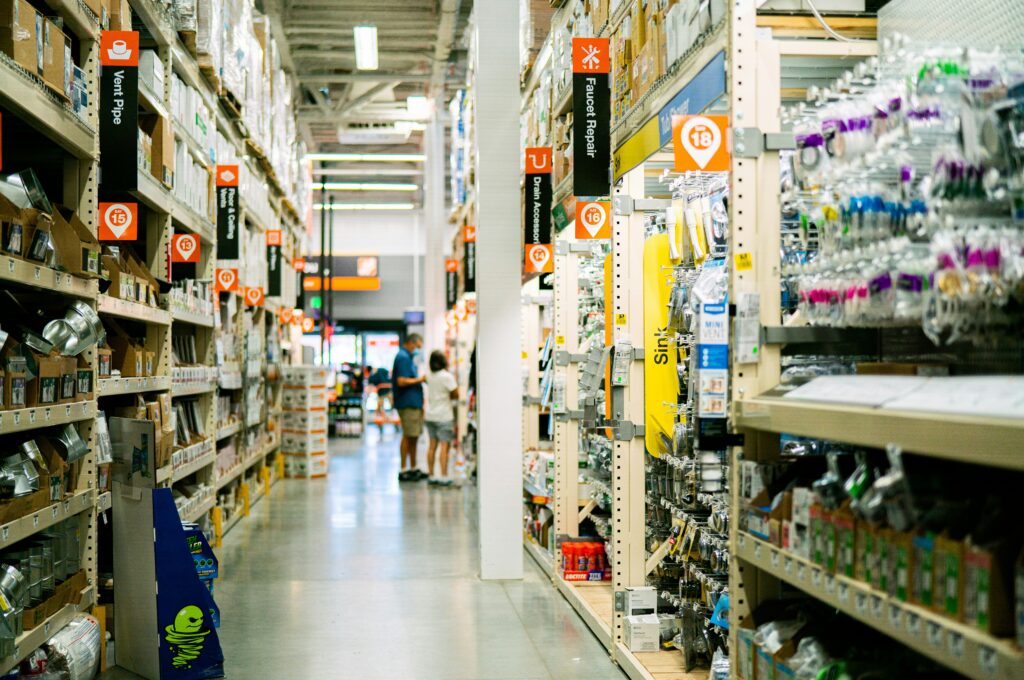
[123,250,159,302]
[139,113,174,188]
[105,0,130,31]
[767,490,792,547]
[22,569,86,630]
[97,346,112,378]
[59,356,77,403]
[52,206,101,278]
[0,439,64,527]
[963,539,1016,636]
[41,18,65,96]
[28,353,61,406]
[0,0,38,74]
[101,254,123,299]
[108,336,144,377]
[934,533,965,620]
[145,350,155,377]
[22,210,55,265]
[0,193,27,258]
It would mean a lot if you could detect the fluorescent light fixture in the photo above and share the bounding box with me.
[312,168,423,177]
[313,203,416,211]
[320,183,418,192]
[353,25,378,70]
[395,121,427,134]
[306,153,426,162]
[406,96,431,118]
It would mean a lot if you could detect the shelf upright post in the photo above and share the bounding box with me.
[610,164,647,650]
[552,240,580,559]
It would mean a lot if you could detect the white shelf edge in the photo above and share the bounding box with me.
[0,401,96,435]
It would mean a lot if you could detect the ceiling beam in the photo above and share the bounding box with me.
[335,81,394,116]
[298,72,432,84]
[285,27,438,37]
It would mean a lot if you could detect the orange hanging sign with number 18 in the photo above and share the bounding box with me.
[672,115,730,172]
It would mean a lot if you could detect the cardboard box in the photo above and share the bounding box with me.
[105,0,130,31]
[29,354,61,406]
[964,540,1016,636]
[108,334,145,378]
[41,18,65,96]
[0,0,39,74]
[737,616,756,680]
[52,206,100,278]
[911,531,936,608]
[23,210,55,265]
[139,113,174,188]
[145,350,155,377]
[624,586,657,616]
[60,356,77,403]
[624,614,660,652]
[97,347,112,378]
[934,534,965,620]
[0,194,27,257]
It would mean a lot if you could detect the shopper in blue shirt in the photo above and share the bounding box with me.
[393,333,427,481]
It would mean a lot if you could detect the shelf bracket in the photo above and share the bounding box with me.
[613,196,672,215]
[732,128,795,158]
[522,395,543,405]
[554,351,587,366]
[578,498,599,524]
[613,420,645,441]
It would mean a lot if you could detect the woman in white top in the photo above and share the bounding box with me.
[425,350,459,486]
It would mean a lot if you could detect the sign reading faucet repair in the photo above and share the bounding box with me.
[99,31,139,192]
[572,38,610,198]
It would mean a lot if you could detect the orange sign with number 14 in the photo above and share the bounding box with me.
[672,115,730,172]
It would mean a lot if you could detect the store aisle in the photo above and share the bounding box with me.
[128,432,626,679]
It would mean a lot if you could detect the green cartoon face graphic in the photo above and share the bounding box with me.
[165,605,211,669]
[174,606,204,633]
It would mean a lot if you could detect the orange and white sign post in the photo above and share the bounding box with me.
[171,233,201,263]
[98,202,138,241]
[672,115,730,172]
[243,286,264,307]
[575,200,612,240]
[215,268,239,292]
[524,244,554,273]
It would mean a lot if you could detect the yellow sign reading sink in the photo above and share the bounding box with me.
[643,232,683,458]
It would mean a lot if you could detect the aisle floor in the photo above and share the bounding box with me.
[104,431,626,680]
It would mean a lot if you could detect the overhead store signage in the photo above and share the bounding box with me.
[524,244,553,274]
[266,229,282,296]
[215,165,239,259]
[293,258,305,272]
[98,201,137,241]
[463,225,476,293]
[575,200,611,240]
[523,147,552,248]
[278,307,294,325]
[244,286,264,307]
[171,233,200,263]
[301,317,316,334]
[672,115,730,172]
[614,50,726,181]
[572,38,610,198]
[445,258,458,310]
[99,31,139,192]
[215,268,238,292]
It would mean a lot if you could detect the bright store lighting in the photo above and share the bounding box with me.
[312,168,423,177]
[313,203,416,211]
[320,183,419,192]
[406,96,431,118]
[353,25,378,70]
[306,153,426,162]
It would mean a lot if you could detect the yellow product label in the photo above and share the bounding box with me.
[643,233,677,458]
[0,591,10,613]
[615,313,627,326]
[734,252,754,271]
[521,351,529,360]
[555,335,565,346]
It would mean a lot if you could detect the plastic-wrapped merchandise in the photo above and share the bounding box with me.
[42,614,101,680]
[172,0,196,32]
[195,0,223,73]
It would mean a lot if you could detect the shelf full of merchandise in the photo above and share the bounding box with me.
[0,0,103,671]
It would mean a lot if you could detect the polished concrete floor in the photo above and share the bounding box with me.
[103,429,626,679]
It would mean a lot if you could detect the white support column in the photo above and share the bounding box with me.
[424,115,448,351]
[473,0,523,580]
[553,243,580,550]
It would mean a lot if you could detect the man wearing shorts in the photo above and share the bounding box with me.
[393,333,427,481]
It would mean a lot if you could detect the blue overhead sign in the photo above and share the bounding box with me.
[657,50,727,147]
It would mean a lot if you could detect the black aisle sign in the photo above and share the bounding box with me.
[216,165,239,259]
[524,147,552,248]
[99,31,139,191]
[445,258,458,309]
[266,229,282,296]
[572,38,611,198]
[463,225,476,294]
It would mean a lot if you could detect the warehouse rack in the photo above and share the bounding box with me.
[0,0,303,669]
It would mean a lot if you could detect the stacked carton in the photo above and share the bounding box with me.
[280,366,329,479]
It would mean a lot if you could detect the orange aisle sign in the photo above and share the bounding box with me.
[293,257,305,271]
[672,115,730,172]
[575,200,611,239]
[215,268,239,292]
[279,307,294,325]
[301,317,315,333]
[266,229,282,246]
[171,233,200,262]
[524,244,554,273]
[98,202,138,240]
[244,286,264,307]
